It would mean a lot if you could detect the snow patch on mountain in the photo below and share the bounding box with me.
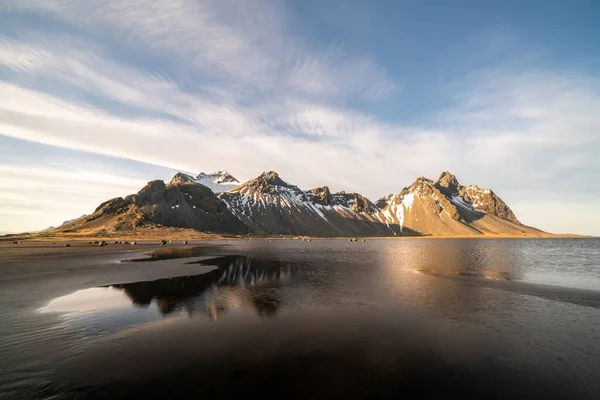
[195,171,240,192]
[223,178,332,222]
[450,194,477,213]
[403,193,415,209]
[375,192,417,234]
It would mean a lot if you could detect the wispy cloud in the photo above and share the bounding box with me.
[3,0,394,101]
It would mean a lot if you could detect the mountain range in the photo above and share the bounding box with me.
[52,170,545,237]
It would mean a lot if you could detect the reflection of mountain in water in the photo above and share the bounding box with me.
[110,256,293,318]
[405,239,524,281]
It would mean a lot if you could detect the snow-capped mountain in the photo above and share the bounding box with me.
[375,172,537,236]
[195,171,240,192]
[218,171,392,236]
[170,171,240,192]
[58,178,246,235]
[50,169,545,237]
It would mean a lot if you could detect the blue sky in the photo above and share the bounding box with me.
[1,0,599,235]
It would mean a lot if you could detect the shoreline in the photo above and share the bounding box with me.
[1,232,593,243]
[1,239,599,311]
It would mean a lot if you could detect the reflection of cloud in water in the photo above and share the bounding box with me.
[114,256,293,319]
[40,287,135,315]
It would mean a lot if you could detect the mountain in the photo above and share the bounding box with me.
[218,172,397,236]
[170,171,240,192]
[375,172,542,236]
[61,215,88,227]
[46,169,546,237]
[52,178,247,235]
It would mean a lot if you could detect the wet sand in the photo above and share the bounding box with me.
[0,240,230,398]
[0,241,224,311]
[2,238,600,399]
[418,269,600,309]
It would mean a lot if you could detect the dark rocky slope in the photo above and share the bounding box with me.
[54,180,246,235]
[218,172,402,237]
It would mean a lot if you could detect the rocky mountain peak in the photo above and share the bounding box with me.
[434,171,461,197]
[137,180,168,205]
[197,170,239,184]
[254,171,292,188]
[227,171,296,196]
[375,194,393,209]
[260,171,280,181]
[306,186,333,206]
[169,172,196,185]
[436,171,459,187]
[332,192,377,213]
[408,177,436,197]
[169,171,240,190]
[459,185,519,224]
[413,176,434,187]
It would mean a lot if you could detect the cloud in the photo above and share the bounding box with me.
[0,1,599,234]
[0,163,149,231]
[2,0,395,101]
[442,68,600,193]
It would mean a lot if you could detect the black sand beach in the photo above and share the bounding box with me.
[1,238,600,399]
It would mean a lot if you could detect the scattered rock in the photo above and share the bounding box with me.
[64,244,71,247]
[131,241,137,245]
[12,241,18,244]
[183,240,188,245]
[160,239,167,245]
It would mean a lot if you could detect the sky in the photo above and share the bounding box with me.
[1,0,599,235]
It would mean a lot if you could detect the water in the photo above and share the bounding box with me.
[1,238,600,399]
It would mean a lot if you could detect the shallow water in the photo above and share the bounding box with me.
[2,238,600,399]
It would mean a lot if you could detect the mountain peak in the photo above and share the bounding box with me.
[260,170,279,180]
[434,171,461,197]
[169,170,240,192]
[225,171,296,197]
[306,186,333,205]
[437,171,459,186]
[197,171,239,184]
[169,172,196,185]
[256,171,290,187]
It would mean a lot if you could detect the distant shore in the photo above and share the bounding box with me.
[1,230,592,244]
[0,231,593,265]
